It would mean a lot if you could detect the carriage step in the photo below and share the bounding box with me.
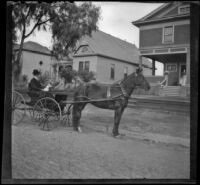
[25,101,35,106]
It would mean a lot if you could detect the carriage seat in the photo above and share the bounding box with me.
[27,91,53,105]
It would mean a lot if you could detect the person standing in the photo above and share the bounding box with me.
[179,69,187,86]
[160,71,169,87]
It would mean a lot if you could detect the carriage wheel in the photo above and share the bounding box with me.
[33,97,61,131]
[27,106,35,122]
[61,104,73,127]
[12,91,26,125]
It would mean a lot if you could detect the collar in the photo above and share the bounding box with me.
[34,76,39,80]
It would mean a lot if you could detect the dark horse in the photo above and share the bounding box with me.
[72,67,150,137]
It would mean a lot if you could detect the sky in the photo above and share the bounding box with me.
[24,2,164,75]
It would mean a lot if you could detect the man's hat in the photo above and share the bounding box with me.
[32,69,41,76]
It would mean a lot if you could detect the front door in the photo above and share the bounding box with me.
[179,64,186,85]
[165,63,178,86]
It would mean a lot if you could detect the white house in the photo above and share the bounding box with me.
[13,41,72,82]
[73,30,153,84]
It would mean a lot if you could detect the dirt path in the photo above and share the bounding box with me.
[12,105,190,179]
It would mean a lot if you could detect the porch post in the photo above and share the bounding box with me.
[186,47,190,85]
[152,59,155,76]
[139,55,142,68]
[56,64,59,80]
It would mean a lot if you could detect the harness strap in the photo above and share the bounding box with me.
[119,83,128,98]
[107,86,111,98]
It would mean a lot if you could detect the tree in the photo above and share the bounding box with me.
[12,1,100,83]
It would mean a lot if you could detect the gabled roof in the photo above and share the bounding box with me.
[14,41,75,61]
[74,30,152,68]
[132,2,190,27]
[13,41,52,55]
[135,3,169,22]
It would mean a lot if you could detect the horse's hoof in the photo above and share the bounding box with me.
[73,127,78,131]
[113,133,125,138]
[78,126,82,133]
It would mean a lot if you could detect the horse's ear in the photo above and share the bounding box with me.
[136,67,143,74]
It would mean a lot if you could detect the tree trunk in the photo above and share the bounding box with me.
[13,35,25,85]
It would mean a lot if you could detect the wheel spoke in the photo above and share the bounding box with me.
[33,97,61,131]
[12,91,26,125]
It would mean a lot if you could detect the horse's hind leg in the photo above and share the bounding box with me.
[113,107,124,137]
[72,103,86,132]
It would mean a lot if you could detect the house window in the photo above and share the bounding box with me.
[85,61,90,72]
[79,61,84,71]
[79,61,90,72]
[163,26,174,43]
[124,66,128,79]
[178,5,190,14]
[110,64,115,80]
[166,64,177,72]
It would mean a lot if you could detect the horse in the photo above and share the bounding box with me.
[72,67,150,137]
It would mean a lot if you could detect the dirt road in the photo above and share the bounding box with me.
[12,104,190,179]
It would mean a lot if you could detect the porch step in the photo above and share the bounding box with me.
[159,86,181,96]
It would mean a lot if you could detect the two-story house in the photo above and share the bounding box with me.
[132,2,190,96]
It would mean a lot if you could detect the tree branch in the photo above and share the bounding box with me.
[38,18,51,26]
[25,6,31,20]
[24,14,43,38]
[24,17,53,38]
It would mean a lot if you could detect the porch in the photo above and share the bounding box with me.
[138,49,190,97]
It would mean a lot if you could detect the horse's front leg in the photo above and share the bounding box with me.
[113,107,124,137]
[72,103,86,132]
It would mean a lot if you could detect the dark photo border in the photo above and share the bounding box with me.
[2,1,199,184]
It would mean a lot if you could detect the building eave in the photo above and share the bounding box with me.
[14,48,54,57]
[73,53,152,69]
[132,14,190,27]
[133,3,169,24]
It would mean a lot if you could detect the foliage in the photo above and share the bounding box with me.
[58,66,96,83]
[77,70,96,82]
[12,2,101,80]
[14,74,29,89]
[38,71,51,86]
[52,63,57,75]
[22,74,28,83]
[59,67,77,84]
[51,2,100,58]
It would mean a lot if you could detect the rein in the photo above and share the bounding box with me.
[77,73,139,101]
[116,73,137,98]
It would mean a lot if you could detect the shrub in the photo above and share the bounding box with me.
[14,74,29,89]
[77,70,96,82]
[59,68,77,84]
[57,67,96,84]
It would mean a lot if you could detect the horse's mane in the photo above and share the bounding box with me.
[118,72,136,85]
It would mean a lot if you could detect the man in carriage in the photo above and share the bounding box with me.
[28,69,46,103]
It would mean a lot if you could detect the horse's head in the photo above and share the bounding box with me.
[134,67,150,91]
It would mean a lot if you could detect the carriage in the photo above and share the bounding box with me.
[12,87,123,131]
[12,68,150,136]
[12,88,76,130]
